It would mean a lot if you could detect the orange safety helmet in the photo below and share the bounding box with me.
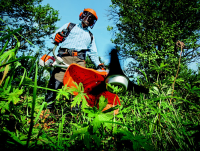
[79,8,98,28]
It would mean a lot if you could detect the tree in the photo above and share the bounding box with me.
[0,0,60,52]
[0,0,60,88]
[108,0,200,82]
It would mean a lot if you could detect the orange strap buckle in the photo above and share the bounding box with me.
[72,51,78,56]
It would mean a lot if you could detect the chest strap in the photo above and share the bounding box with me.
[66,23,93,44]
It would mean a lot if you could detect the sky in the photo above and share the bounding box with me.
[41,0,118,66]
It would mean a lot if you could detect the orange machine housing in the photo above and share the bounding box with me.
[63,63,121,114]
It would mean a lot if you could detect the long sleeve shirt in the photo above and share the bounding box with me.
[51,22,101,67]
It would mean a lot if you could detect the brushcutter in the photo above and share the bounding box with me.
[39,44,129,94]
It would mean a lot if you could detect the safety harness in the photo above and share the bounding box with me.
[58,23,93,60]
[66,23,93,44]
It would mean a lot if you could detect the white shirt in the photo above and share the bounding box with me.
[51,22,101,67]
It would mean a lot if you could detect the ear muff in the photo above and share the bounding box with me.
[89,19,96,26]
[79,12,83,20]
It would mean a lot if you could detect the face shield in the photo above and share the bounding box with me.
[81,11,97,29]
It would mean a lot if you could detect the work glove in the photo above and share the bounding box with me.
[55,32,64,43]
[55,31,66,44]
[97,63,106,70]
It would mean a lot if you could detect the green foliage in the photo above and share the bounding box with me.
[85,56,96,69]
[108,0,200,82]
[0,0,60,51]
[0,87,23,113]
[0,0,60,93]
[66,82,89,110]
[106,83,123,94]
[85,55,109,69]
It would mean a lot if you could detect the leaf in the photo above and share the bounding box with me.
[83,132,91,149]
[16,32,35,47]
[7,88,23,104]
[104,122,113,130]
[83,107,99,118]
[166,87,172,95]
[0,101,8,113]
[106,83,123,94]
[191,86,200,92]
[92,113,113,133]
[34,102,47,125]
[70,126,89,140]
[149,86,159,95]
[14,76,34,85]
[0,49,15,64]
[107,25,113,31]
[116,113,123,118]
[56,85,70,100]
[69,83,89,110]
[91,134,101,147]
[175,78,184,83]
[92,115,101,132]
[0,38,10,56]
[0,129,23,146]
[98,95,108,111]
[0,56,34,68]
[0,64,9,86]
[0,27,22,41]
[71,93,84,107]
[160,62,169,68]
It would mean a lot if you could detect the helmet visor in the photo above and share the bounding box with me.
[82,11,97,26]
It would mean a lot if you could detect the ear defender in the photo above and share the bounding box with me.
[79,12,83,20]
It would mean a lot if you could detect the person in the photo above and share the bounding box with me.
[45,8,106,111]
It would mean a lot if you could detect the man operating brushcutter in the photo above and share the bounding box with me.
[45,8,106,112]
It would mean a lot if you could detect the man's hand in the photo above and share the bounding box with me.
[97,63,106,70]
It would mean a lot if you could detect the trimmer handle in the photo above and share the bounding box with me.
[52,44,69,69]
[59,29,68,37]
